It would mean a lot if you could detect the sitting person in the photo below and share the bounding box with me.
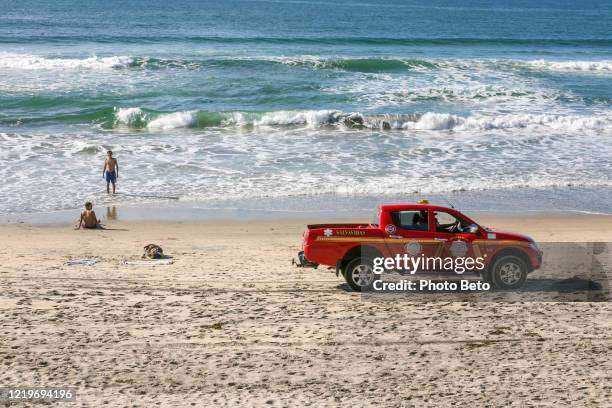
[411,210,429,230]
[76,202,103,229]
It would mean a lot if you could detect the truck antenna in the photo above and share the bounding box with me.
[442,197,455,209]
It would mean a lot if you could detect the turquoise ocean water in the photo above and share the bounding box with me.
[1,0,611,215]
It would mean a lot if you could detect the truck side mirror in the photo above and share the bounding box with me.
[467,224,479,234]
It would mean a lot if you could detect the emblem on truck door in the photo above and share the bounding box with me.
[405,241,422,256]
[385,224,396,234]
[450,240,469,257]
[323,228,333,237]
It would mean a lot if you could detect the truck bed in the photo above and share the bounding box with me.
[306,223,377,229]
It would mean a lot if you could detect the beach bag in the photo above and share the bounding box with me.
[143,244,164,259]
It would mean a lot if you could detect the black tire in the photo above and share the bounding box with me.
[490,255,528,289]
[343,257,379,292]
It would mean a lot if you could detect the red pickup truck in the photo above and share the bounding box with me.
[295,201,543,291]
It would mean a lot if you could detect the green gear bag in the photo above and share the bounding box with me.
[142,244,164,259]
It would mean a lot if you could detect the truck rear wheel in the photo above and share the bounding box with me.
[344,257,378,292]
[490,255,527,289]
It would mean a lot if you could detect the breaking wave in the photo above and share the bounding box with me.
[266,56,437,72]
[0,52,438,73]
[2,52,611,76]
[7,107,610,132]
[0,52,137,70]
[111,108,612,132]
[527,59,612,73]
[403,112,612,131]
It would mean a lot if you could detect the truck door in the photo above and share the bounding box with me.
[431,210,482,275]
[383,209,440,273]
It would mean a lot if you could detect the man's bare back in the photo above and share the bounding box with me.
[76,202,102,229]
[80,209,98,228]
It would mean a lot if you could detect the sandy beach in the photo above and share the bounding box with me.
[2,0,611,406]
[1,212,611,406]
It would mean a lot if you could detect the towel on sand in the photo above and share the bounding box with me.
[65,258,97,266]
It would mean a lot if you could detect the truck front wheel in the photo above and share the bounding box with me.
[490,255,527,289]
[344,257,378,292]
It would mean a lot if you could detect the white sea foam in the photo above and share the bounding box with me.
[409,113,460,130]
[253,110,340,126]
[405,112,612,132]
[114,107,147,125]
[69,140,103,155]
[265,55,325,67]
[2,124,611,215]
[0,52,135,70]
[527,59,612,72]
[147,111,197,130]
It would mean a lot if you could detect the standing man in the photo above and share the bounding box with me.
[102,150,119,194]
